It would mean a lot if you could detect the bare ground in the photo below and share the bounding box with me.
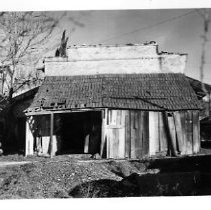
[0,153,211,199]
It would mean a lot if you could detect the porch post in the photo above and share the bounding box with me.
[50,112,54,157]
[25,116,34,156]
[100,109,107,157]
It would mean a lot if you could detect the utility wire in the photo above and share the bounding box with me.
[100,10,196,43]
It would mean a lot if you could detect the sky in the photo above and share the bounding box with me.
[46,9,211,84]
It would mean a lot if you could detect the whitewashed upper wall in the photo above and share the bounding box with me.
[160,53,187,74]
[44,44,187,76]
[66,44,157,60]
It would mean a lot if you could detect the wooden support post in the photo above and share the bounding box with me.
[50,113,54,158]
[173,112,184,155]
[192,111,200,154]
[130,111,136,158]
[25,116,34,156]
[100,109,107,157]
[149,112,159,156]
[142,111,149,157]
[125,110,131,158]
[118,110,125,158]
[186,111,193,155]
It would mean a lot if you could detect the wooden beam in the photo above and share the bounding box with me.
[142,111,149,157]
[100,109,107,157]
[186,111,193,155]
[130,111,136,158]
[192,111,200,154]
[118,110,125,158]
[25,108,103,116]
[25,116,34,156]
[50,112,54,158]
[149,112,159,156]
[173,112,184,155]
[125,110,131,158]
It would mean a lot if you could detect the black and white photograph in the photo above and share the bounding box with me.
[0,0,211,204]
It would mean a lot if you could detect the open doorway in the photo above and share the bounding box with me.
[55,111,102,155]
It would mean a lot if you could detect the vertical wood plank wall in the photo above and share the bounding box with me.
[103,109,200,159]
[26,109,200,158]
[105,109,150,159]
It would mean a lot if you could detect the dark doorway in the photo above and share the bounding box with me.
[17,117,26,154]
[57,111,102,155]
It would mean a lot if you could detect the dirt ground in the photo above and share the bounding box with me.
[0,152,211,199]
[0,155,148,199]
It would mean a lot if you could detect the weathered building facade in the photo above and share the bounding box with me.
[25,73,201,158]
[19,42,202,158]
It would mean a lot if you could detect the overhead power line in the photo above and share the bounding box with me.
[100,10,196,43]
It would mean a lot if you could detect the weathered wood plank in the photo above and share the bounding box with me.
[106,131,110,158]
[106,110,110,158]
[180,111,187,155]
[149,112,159,156]
[100,109,107,157]
[25,116,34,156]
[84,134,89,153]
[111,128,119,158]
[162,112,176,157]
[43,136,50,155]
[125,110,131,158]
[136,111,143,158]
[192,111,200,154]
[173,111,184,155]
[50,113,54,157]
[167,114,177,155]
[130,111,136,158]
[159,112,168,155]
[142,111,149,157]
[186,111,193,154]
[118,110,125,158]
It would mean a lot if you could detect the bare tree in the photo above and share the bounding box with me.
[0,12,61,101]
[0,11,86,154]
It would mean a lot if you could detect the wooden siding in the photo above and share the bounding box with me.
[104,109,149,159]
[102,109,200,159]
[25,109,200,158]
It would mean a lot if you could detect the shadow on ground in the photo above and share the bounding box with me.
[69,155,211,197]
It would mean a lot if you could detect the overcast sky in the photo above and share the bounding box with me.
[44,9,211,84]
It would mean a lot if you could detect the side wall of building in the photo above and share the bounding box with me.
[101,109,200,159]
[25,108,200,158]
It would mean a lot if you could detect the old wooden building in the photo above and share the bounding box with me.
[24,73,202,158]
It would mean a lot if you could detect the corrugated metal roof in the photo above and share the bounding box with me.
[27,73,202,112]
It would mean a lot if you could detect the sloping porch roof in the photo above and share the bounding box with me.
[26,73,202,113]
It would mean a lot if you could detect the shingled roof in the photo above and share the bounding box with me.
[27,73,202,112]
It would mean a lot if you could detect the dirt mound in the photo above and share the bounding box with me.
[0,157,147,199]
